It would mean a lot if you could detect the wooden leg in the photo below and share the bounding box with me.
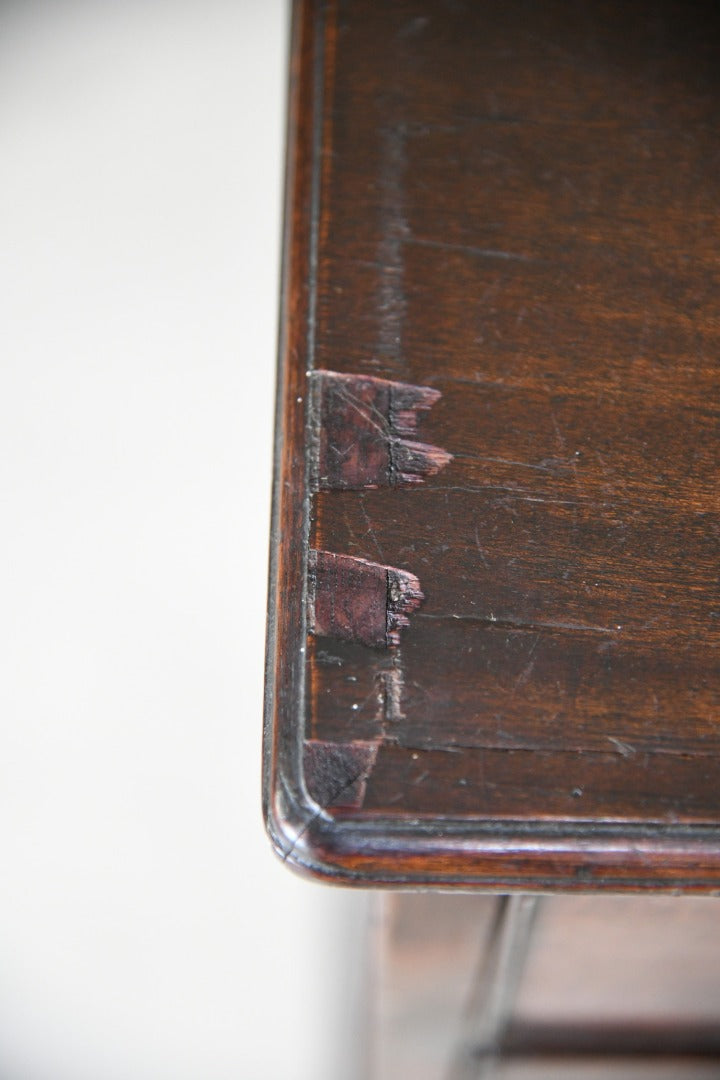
[449,896,541,1080]
[368,893,537,1080]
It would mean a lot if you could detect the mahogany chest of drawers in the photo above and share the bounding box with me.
[264,2,720,1073]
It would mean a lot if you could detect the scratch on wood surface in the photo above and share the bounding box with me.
[607,736,637,757]
[417,612,619,636]
[405,235,539,262]
[308,549,424,647]
[310,370,452,490]
[303,739,380,810]
[378,650,407,731]
[376,121,409,365]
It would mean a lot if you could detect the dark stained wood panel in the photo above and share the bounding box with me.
[263,0,720,888]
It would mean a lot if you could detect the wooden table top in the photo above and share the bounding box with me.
[263,0,720,890]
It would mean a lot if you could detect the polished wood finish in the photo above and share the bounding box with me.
[263,0,720,888]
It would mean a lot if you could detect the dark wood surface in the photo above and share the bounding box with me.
[263,0,720,888]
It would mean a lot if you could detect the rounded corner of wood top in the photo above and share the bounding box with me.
[263,790,370,886]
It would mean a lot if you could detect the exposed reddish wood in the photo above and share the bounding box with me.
[310,369,451,489]
[307,549,423,648]
[303,738,379,810]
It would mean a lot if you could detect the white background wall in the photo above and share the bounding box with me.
[0,3,370,1077]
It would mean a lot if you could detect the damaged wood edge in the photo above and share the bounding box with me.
[303,738,380,810]
[390,436,454,486]
[308,549,424,647]
[386,566,423,645]
[309,369,452,490]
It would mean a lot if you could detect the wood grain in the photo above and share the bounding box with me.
[310,370,450,489]
[308,549,424,647]
[264,0,720,888]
